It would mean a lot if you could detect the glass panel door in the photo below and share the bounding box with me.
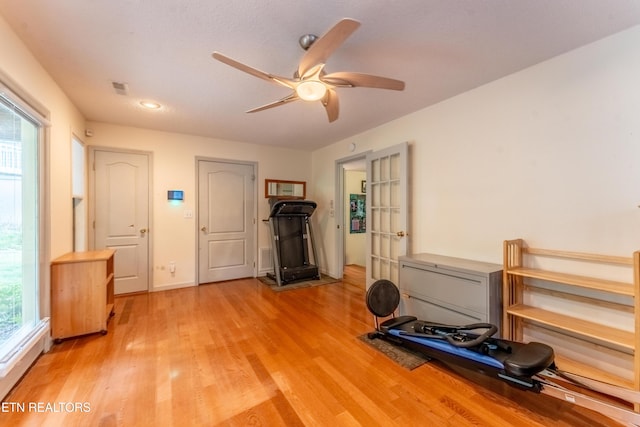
[366,142,408,289]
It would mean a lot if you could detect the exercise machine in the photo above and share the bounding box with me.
[366,279,640,425]
[267,198,320,286]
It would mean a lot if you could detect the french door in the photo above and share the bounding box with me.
[365,142,408,289]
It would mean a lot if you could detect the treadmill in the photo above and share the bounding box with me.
[267,198,320,286]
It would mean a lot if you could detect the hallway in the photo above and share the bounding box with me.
[342,264,365,289]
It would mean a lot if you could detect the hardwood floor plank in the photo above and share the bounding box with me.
[343,265,365,289]
[2,277,623,426]
[311,355,399,425]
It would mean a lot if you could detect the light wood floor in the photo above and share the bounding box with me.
[4,277,620,426]
[342,264,366,289]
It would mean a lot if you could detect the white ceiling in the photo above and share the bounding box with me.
[1,1,639,151]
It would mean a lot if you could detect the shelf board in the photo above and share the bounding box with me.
[506,304,635,350]
[553,354,634,391]
[507,267,634,296]
[523,247,633,266]
[52,249,117,264]
[104,272,115,287]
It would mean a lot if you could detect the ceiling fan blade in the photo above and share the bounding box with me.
[322,88,339,123]
[212,52,295,89]
[246,92,299,113]
[298,19,361,79]
[323,72,405,91]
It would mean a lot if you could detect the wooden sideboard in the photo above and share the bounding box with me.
[50,250,115,342]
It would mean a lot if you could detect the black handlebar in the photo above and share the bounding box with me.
[413,321,498,348]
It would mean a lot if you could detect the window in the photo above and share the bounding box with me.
[0,84,48,377]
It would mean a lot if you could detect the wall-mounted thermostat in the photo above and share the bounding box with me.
[167,190,184,201]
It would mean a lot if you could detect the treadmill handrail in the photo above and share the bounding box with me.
[269,200,317,217]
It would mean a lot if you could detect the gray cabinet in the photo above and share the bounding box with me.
[398,253,503,334]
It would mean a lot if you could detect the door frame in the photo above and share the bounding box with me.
[88,146,153,291]
[194,156,258,284]
[334,151,370,280]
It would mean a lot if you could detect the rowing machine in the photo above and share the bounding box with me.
[366,279,640,425]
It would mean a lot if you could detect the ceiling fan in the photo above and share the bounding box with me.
[212,18,405,123]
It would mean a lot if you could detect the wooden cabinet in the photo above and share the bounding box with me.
[51,250,115,342]
[503,239,640,397]
[398,253,503,333]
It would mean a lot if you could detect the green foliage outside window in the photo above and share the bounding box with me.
[0,225,22,344]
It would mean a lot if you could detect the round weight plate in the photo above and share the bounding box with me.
[366,279,400,317]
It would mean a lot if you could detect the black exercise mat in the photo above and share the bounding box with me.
[358,333,429,370]
[258,274,339,292]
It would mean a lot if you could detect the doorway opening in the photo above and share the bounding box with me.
[336,142,409,290]
[335,154,367,288]
[71,135,86,252]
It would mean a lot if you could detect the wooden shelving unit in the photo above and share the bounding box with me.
[503,239,640,398]
[51,249,116,342]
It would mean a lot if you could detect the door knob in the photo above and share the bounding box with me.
[201,226,207,232]
[140,228,148,235]
[396,231,405,237]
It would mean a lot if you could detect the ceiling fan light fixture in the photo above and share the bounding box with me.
[212,19,402,122]
[296,80,327,101]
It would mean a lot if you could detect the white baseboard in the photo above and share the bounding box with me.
[151,282,195,292]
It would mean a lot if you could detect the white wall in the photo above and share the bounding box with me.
[1,8,314,293]
[311,24,640,380]
[312,24,640,278]
[0,15,87,259]
[85,122,312,291]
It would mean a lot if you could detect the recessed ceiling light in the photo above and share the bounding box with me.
[140,101,161,110]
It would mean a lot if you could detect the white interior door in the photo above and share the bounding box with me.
[366,142,408,289]
[198,160,255,283]
[93,149,150,294]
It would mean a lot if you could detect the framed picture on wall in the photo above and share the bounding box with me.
[350,194,366,233]
[361,180,366,193]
